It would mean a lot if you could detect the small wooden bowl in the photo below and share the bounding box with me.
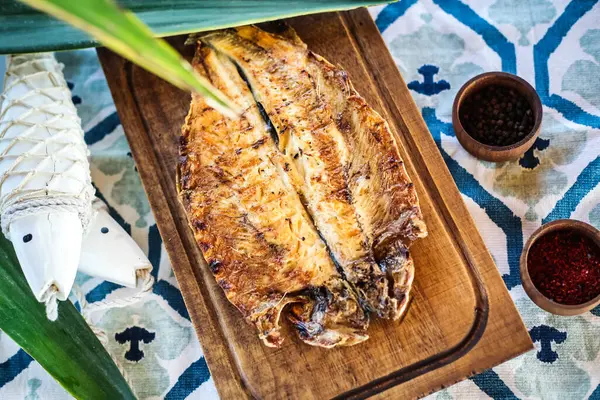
[520,219,600,316]
[452,72,542,162]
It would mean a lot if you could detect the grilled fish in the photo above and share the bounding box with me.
[201,26,427,319]
[178,45,369,348]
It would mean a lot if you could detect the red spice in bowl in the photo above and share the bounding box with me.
[527,230,600,305]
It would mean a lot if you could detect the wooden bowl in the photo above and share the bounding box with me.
[452,72,542,162]
[520,219,600,316]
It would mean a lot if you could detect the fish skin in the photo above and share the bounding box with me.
[178,45,369,348]
[202,25,426,319]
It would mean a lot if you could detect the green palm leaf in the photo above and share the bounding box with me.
[0,234,135,399]
[17,0,237,115]
[1,1,393,53]
[3,0,393,114]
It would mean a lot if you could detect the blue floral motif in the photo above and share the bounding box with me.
[389,23,483,115]
[519,137,550,169]
[562,29,600,114]
[115,326,156,362]
[515,351,590,400]
[98,299,193,398]
[489,0,556,46]
[529,325,567,363]
[491,112,587,221]
[407,65,450,96]
[25,378,41,400]
[509,296,600,399]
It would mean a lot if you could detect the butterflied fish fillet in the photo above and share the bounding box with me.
[177,45,369,348]
[201,26,427,319]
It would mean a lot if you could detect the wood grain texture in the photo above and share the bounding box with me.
[97,9,533,399]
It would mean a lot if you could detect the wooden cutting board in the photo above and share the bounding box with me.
[98,8,533,399]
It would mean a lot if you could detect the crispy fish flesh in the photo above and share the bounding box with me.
[201,26,427,319]
[178,45,369,348]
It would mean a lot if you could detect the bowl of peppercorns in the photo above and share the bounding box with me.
[520,219,600,316]
[453,72,542,162]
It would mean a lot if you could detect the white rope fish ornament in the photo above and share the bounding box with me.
[0,53,153,320]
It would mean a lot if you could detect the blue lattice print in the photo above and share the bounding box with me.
[0,1,598,398]
[373,1,600,399]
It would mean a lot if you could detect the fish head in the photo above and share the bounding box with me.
[9,211,82,301]
[79,200,151,288]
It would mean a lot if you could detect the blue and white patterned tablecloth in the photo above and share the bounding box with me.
[1,0,600,398]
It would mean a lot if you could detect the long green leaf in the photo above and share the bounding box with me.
[0,0,393,54]
[17,0,237,115]
[0,235,135,399]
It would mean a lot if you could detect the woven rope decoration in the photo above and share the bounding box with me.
[0,53,94,319]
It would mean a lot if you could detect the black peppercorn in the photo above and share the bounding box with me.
[459,84,534,147]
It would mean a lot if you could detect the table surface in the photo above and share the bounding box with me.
[1,1,599,399]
